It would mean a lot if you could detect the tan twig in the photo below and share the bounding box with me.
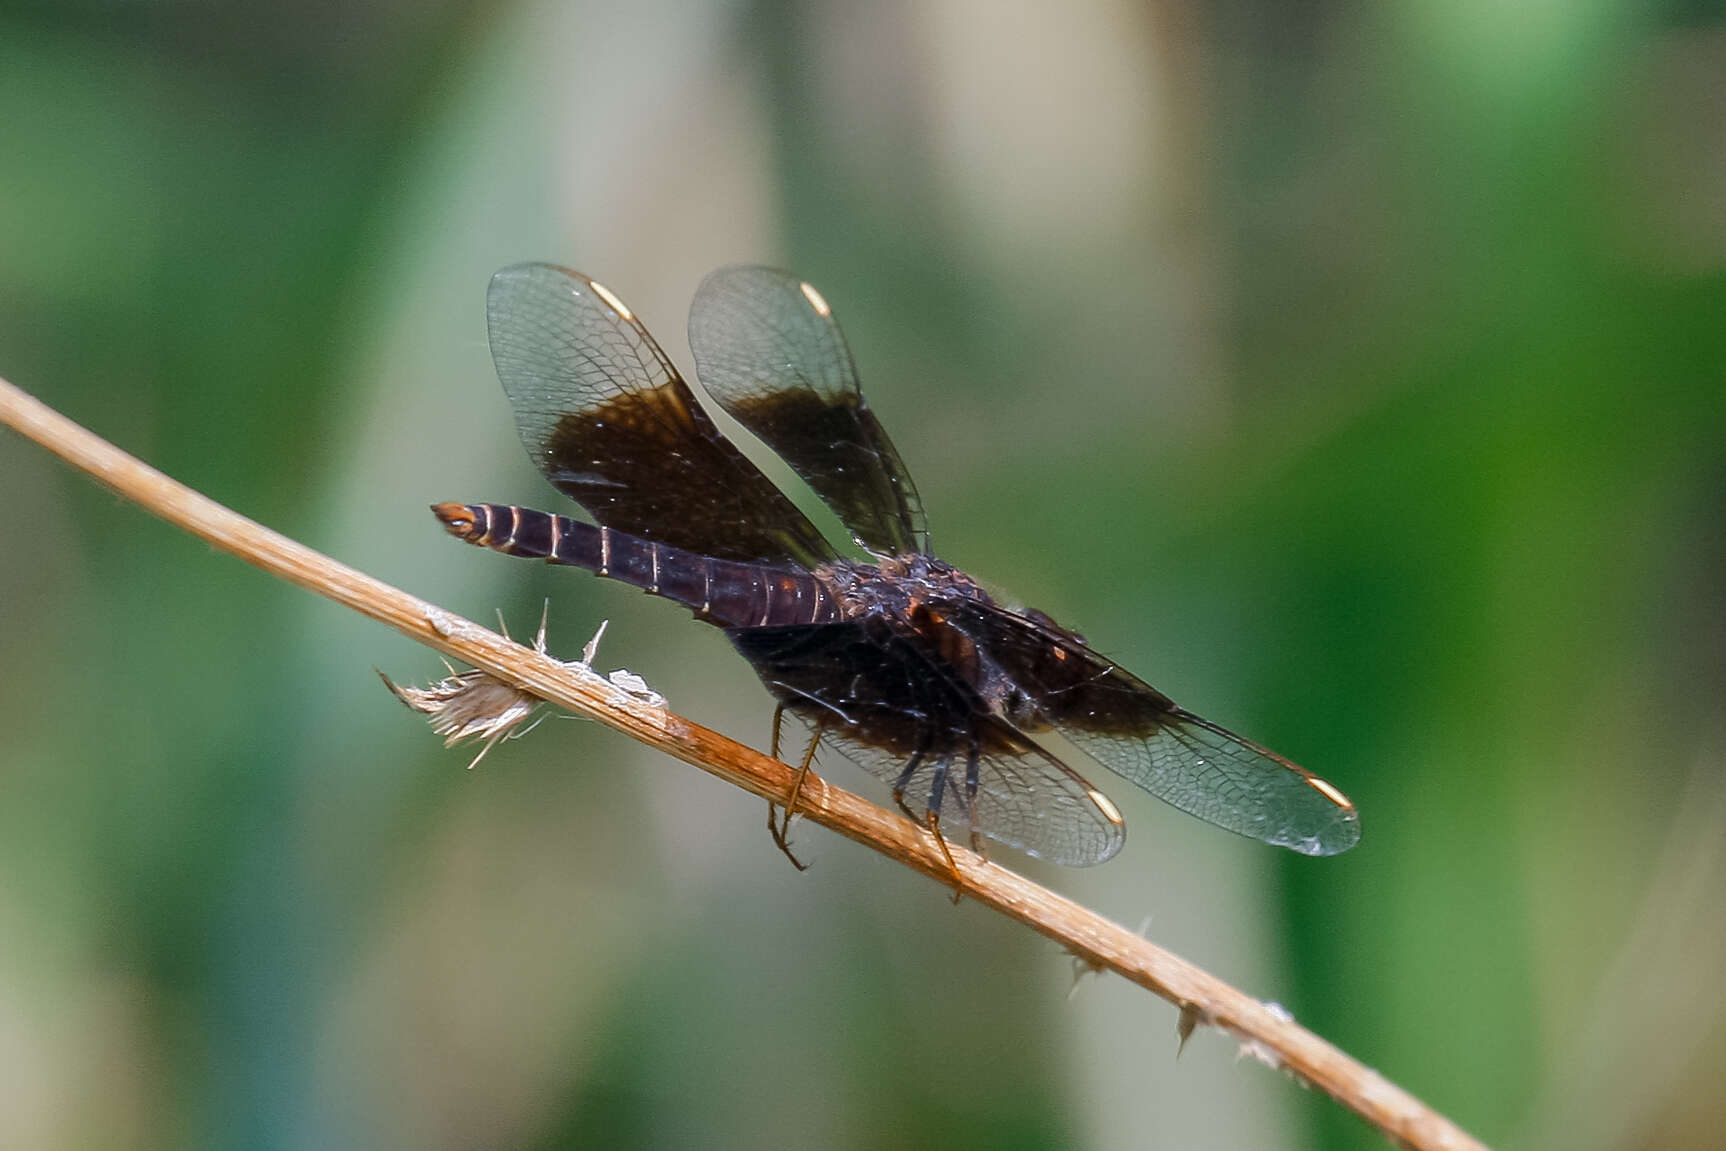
[0,374,1489,1151]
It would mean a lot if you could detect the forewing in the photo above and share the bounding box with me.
[966,603,1361,856]
[730,620,1123,866]
[688,266,929,556]
[486,263,836,566]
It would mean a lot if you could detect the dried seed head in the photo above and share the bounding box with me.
[378,606,570,770]
[378,667,545,770]
[380,611,663,768]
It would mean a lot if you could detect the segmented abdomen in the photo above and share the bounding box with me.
[432,502,842,630]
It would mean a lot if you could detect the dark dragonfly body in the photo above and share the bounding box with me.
[434,502,841,630]
[435,263,1360,866]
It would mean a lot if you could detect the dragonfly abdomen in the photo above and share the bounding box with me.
[432,502,842,630]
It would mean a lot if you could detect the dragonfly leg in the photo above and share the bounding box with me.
[924,809,965,902]
[782,718,823,835]
[963,735,988,861]
[765,705,820,871]
[765,704,786,855]
[768,720,824,870]
[887,727,960,896]
[924,755,965,901]
[889,725,933,822]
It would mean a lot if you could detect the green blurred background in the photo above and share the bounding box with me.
[2,1,1724,1148]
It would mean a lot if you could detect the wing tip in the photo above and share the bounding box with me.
[1279,805,1362,856]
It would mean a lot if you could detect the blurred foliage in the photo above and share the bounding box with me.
[2,1,1724,1149]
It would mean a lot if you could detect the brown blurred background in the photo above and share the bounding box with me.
[2,1,1724,1148]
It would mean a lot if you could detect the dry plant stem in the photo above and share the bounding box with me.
[0,374,1488,1151]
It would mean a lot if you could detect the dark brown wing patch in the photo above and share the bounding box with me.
[487,263,837,567]
[689,266,928,557]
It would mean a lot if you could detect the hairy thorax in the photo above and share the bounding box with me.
[815,553,992,620]
[814,553,1087,731]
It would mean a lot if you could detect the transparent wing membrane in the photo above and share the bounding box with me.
[961,601,1360,856]
[690,266,928,556]
[486,263,836,566]
[732,620,1124,865]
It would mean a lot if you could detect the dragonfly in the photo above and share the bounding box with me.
[433,263,1360,867]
